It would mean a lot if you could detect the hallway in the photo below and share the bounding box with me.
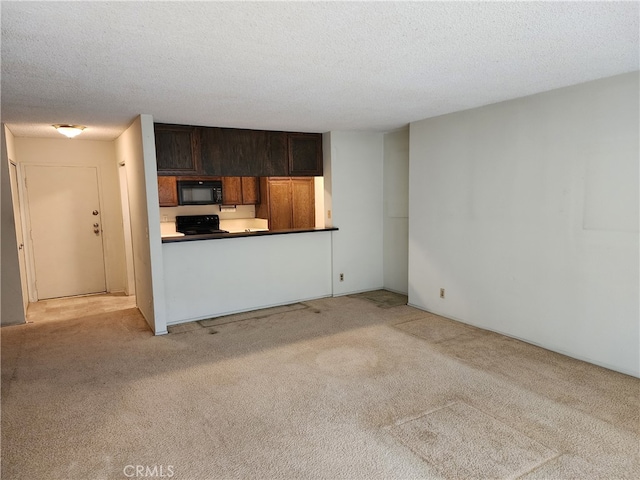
[25,293,137,324]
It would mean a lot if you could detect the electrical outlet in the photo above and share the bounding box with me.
[440,288,445,299]
[339,273,344,282]
[328,210,332,219]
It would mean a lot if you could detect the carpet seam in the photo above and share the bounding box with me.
[386,401,561,480]
[196,303,309,329]
[515,452,564,479]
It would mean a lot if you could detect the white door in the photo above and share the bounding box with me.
[9,162,30,311]
[24,165,107,300]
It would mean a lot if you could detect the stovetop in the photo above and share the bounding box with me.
[179,228,229,236]
[175,215,229,235]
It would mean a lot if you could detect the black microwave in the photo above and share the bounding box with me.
[177,180,223,205]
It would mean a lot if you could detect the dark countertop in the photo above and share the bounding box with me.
[161,226,338,243]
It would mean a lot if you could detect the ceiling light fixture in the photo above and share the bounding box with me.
[53,124,86,138]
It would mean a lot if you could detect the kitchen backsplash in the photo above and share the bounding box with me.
[160,204,257,222]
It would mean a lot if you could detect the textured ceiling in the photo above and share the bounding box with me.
[2,1,638,140]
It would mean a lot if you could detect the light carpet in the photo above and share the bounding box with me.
[2,294,638,479]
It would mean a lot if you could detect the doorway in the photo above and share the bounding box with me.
[23,165,107,300]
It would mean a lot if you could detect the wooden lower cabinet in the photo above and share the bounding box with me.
[291,178,315,228]
[268,179,294,230]
[256,177,315,230]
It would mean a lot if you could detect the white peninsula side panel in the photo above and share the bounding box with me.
[162,232,333,324]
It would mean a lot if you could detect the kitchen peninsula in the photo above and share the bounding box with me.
[155,122,337,327]
[162,226,336,325]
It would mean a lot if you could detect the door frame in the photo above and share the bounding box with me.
[117,162,136,296]
[19,163,110,301]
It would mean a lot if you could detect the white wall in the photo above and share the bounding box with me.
[116,115,167,334]
[383,127,409,294]
[163,232,333,324]
[1,125,25,326]
[139,114,167,334]
[409,72,639,376]
[327,131,384,295]
[13,136,127,295]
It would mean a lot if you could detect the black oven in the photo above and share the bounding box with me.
[177,180,223,205]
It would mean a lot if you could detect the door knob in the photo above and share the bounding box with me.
[92,210,99,215]
[93,223,99,228]
[94,228,100,235]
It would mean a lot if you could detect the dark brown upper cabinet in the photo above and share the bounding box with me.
[199,127,223,176]
[201,128,289,177]
[202,128,258,177]
[154,124,200,175]
[226,128,268,176]
[155,123,322,177]
[264,131,288,176]
[201,128,270,177]
[288,133,323,176]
